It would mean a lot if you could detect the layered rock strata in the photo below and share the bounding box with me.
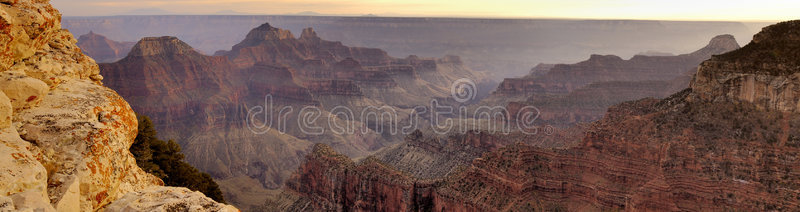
[274,21,800,211]
[0,0,235,210]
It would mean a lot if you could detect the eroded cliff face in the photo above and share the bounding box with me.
[0,0,235,210]
[692,21,800,112]
[481,34,740,127]
[276,21,800,211]
[99,22,491,208]
[494,34,740,96]
[100,36,321,201]
[76,32,135,63]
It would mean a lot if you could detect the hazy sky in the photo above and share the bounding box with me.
[52,0,798,21]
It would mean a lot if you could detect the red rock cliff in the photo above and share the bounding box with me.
[276,22,800,211]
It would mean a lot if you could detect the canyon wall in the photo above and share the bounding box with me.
[481,34,740,127]
[99,23,490,208]
[693,21,800,112]
[0,0,234,210]
[273,20,800,211]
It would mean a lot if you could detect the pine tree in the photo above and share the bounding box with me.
[131,113,226,203]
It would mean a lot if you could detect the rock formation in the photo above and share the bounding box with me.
[99,23,490,208]
[76,31,135,63]
[272,20,800,211]
[495,34,739,96]
[481,34,740,127]
[0,0,234,210]
[692,21,800,112]
[61,16,762,80]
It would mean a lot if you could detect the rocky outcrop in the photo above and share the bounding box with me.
[104,186,239,211]
[224,24,393,68]
[482,34,739,127]
[692,21,800,112]
[101,22,490,208]
[126,36,200,57]
[688,34,742,59]
[436,90,800,211]
[0,0,234,210]
[279,21,800,211]
[495,34,740,96]
[283,144,425,211]
[100,34,378,209]
[100,36,235,127]
[528,63,555,77]
[76,31,135,63]
[100,36,316,194]
[283,73,800,212]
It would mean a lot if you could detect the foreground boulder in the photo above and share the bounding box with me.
[0,0,236,210]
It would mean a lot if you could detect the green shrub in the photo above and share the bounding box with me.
[131,114,226,203]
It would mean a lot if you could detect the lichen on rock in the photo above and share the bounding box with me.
[0,0,236,211]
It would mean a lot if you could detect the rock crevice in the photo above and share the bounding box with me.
[0,0,236,210]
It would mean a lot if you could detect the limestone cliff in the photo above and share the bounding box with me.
[0,0,235,210]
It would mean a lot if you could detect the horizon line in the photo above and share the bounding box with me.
[60,14,783,23]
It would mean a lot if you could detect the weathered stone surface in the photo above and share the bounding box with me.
[0,0,61,71]
[16,79,162,209]
[8,29,102,87]
[0,92,10,128]
[692,21,800,112]
[103,186,239,212]
[127,36,198,57]
[0,128,48,207]
[0,71,48,112]
[8,190,57,212]
[1,0,236,210]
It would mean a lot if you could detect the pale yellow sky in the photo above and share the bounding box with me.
[52,0,798,21]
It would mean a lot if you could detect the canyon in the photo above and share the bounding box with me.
[0,0,233,210]
[268,20,800,211]
[5,2,792,211]
[98,23,490,208]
